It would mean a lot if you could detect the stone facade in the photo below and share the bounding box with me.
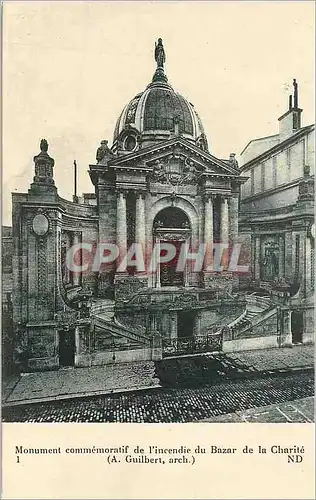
[239,79,314,347]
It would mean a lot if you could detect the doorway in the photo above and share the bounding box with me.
[177,311,195,339]
[291,311,303,344]
[153,206,191,288]
[160,240,184,286]
[59,329,75,366]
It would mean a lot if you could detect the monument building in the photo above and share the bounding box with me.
[2,41,314,373]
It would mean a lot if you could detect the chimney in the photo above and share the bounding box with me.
[278,79,302,139]
[289,95,292,110]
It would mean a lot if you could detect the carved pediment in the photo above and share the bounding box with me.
[109,137,240,178]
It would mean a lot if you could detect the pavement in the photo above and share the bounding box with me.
[2,361,161,407]
[2,371,314,423]
[227,345,314,372]
[200,397,314,423]
[1,344,314,407]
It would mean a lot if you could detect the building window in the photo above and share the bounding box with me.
[123,135,137,152]
[260,163,265,191]
[250,169,254,195]
[272,156,277,188]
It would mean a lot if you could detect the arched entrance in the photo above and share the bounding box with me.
[153,207,191,287]
[291,310,304,344]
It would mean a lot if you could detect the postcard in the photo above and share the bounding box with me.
[1,1,315,499]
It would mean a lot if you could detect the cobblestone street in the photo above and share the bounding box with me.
[2,370,314,423]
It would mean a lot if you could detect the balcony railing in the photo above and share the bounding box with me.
[162,332,222,357]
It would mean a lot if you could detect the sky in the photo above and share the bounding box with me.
[2,1,315,225]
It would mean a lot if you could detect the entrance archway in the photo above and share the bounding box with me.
[153,207,191,287]
[154,206,190,229]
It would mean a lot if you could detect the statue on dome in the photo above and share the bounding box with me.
[96,140,114,165]
[40,138,49,153]
[155,38,166,68]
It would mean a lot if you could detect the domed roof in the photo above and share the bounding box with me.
[113,39,208,152]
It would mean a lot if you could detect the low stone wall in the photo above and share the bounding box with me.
[26,323,59,371]
[223,335,278,353]
[75,347,160,367]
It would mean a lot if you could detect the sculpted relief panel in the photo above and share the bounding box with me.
[149,155,203,188]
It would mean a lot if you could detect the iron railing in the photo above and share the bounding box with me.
[162,332,222,356]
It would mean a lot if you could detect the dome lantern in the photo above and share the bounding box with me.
[112,39,208,153]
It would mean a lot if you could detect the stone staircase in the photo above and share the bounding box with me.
[219,293,277,339]
[90,299,151,347]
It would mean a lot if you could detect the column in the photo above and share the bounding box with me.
[305,234,312,294]
[284,230,292,278]
[229,195,239,243]
[254,236,261,280]
[155,237,161,287]
[135,192,146,274]
[284,309,292,345]
[150,313,157,334]
[204,194,214,270]
[278,234,285,278]
[64,232,72,284]
[184,238,190,287]
[116,191,127,271]
[220,196,229,269]
[170,312,177,339]
[135,192,145,244]
[74,325,80,366]
[193,310,201,338]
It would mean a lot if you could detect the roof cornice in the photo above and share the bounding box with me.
[240,124,315,171]
[108,136,240,176]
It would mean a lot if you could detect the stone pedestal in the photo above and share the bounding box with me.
[151,333,162,361]
[279,309,293,347]
[26,323,59,371]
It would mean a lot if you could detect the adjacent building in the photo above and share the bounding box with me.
[239,79,314,346]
